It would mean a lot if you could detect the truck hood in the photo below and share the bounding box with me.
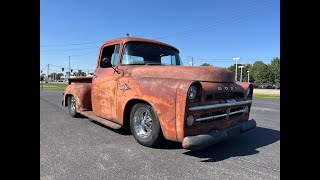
[126,66,234,83]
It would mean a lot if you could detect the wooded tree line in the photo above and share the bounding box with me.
[47,70,90,79]
[201,57,280,84]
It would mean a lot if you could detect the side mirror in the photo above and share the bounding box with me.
[102,57,112,68]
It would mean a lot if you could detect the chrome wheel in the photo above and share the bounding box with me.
[68,95,80,117]
[130,103,163,147]
[70,96,76,112]
[133,108,153,139]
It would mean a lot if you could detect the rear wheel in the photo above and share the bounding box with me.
[68,95,80,117]
[130,103,163,147]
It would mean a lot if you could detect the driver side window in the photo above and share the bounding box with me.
[100,44,120,68]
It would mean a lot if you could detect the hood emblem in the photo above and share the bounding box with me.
[120,84,130,91]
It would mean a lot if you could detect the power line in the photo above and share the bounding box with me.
[42,63,95,71]
[177,0,277,30]
[40,64,48,72]
[154,2,278,40]
[71,50,98,57]
[40,41,104,47]
[192,57,275,61]
[40,46,99,52]
[39,2,278,49]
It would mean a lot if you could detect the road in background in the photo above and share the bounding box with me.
[253,89,280,95]
[40,91,280,180]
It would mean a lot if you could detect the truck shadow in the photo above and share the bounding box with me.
[182,127,280,162]
[87,117,280,158]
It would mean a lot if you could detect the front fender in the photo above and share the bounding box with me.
[117,77,194,142]
[236,82,253,99]
[63,83,92,112]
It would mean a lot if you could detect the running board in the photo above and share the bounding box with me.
[80,111,122,129]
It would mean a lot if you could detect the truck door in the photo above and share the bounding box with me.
[92,44,120,121]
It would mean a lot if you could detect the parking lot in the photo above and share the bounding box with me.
[40,91,280,180]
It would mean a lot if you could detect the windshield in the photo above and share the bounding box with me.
[121,41,182,66]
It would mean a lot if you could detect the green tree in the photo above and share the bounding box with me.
[76,70,86,76]
[57,73,64,79]
[49,73,64,80]
[201,63,211,66]
[269,57,280,84]
[251,61,273,84]
[244,64,254,82]
[227,64,252,82]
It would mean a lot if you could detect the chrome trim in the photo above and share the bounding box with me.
[195,109,246,122]
[196,114,228,121]
[189,100,252,111]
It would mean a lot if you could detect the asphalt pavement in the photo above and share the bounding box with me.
[40,91,280,180]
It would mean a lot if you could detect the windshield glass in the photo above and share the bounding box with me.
[121,41,182,66]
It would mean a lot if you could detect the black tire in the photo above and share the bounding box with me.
[130,103,163,147]
[68,95,80,117]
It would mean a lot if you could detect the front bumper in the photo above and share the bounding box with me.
[182,119,256,150]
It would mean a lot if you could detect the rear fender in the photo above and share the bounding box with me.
[63,83,92,112]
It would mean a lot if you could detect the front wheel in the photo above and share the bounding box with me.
[68,95,80,117]
[130,103,163,147]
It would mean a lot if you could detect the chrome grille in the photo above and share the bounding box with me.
[196,107,247,122]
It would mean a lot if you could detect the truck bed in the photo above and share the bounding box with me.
[68,77,92,84]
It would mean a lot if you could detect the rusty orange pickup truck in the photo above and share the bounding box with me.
[62,37,256,150]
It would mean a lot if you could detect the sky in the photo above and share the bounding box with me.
[40,0,279,75]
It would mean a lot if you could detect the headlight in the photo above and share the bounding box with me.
[188,85,197,100]
[187,115,195,126]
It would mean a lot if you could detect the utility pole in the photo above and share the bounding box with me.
[40,70,43,90]
[68,56,70,78]
[188,56,194,66]
[47,64,49,82]
[247,70,250,82]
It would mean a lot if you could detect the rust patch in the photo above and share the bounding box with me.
[62,37,254,147]
[63,81,92,112]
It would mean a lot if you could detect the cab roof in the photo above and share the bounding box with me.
[101,37,179,52]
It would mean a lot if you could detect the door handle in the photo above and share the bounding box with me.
[93,74,98,78]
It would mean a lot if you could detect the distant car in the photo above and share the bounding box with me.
[253,84,259,88]
[259,83,273,89]
[273,84,280,89]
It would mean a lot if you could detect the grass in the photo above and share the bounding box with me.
[40,87,66,90]
[40,82,68,90]
[40,82,68,87]
[253,93,280,100]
